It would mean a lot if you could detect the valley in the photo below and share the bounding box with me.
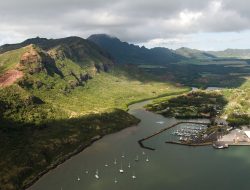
[0,35,249,190]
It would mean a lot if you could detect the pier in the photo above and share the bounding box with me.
[165,141,212,146]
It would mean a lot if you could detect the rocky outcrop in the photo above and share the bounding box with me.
[20,45,63,77]
[20,45,45,74]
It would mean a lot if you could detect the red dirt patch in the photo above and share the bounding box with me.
[0,69,23,87]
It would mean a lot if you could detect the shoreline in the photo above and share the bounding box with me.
[24,90,190,190]
[24,135,103,190]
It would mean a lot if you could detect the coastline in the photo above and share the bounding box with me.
[23,135,103,189]
[23,90,190,190]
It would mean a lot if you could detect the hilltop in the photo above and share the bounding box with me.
[175,47,216,59]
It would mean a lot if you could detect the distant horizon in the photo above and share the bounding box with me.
[2,33,250,52]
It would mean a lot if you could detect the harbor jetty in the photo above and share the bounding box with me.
[165,141,212,147]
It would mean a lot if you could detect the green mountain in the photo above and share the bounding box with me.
[88,34,185,65]
[176,47,250,59]
[0,36,187,190]
[175,47,216,59]
[208,48,250,59]
[87,35,250,62]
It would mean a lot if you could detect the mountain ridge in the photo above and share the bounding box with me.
[88,34,186,64]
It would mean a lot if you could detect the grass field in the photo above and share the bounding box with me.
[0,47,28,74]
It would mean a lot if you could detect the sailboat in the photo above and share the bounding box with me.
[132,172,136,179]
[119,162,124,173]
[114,158,117,165]
[95,169,100,179]
[135,155,139,161]
[128,162,131,168]
[121,152,125,158]
[146,156,149,162]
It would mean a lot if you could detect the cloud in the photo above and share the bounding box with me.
[1,0,250,49]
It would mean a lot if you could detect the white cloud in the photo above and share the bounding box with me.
[1,0,250,50]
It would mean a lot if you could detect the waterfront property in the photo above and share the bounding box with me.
[217,126,250,146]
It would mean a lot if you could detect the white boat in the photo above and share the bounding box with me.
[146,156,149,162]
[95,169,100,179]
[119,168,124,173]
[128,162,131,168]
[132,172,136,179]
[114,177,118,183]
[114,158,117,165]
[85,170,89,174]
[156,121,164,124]
[142,151,145,155]
[121,152,125,158]
[77,176,80,181]
[213,143,229,149]
[105,163,108,167]
[119,162,124,173]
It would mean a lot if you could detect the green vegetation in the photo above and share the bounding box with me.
[88,34,185,65]
[0,106,139,190]
[222,78,250,126]
[139,62,249,88]
[0,38,187,190]
[0,47,28,74]
[1,35,250,190]
[175,47,216,59]
[208,49,250,59]
[146,91,227,119]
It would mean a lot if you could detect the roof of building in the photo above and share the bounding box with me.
[244,131,250,138]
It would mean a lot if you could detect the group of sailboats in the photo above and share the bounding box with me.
[76,151,150,183]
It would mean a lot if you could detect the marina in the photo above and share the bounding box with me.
[138,121,210,150]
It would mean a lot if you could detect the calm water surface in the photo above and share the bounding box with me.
[28,101,250,190]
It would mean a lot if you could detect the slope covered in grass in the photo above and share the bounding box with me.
[222,78,250,125]
[0,46,28,75]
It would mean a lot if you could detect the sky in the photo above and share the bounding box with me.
[1,0,250,50]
